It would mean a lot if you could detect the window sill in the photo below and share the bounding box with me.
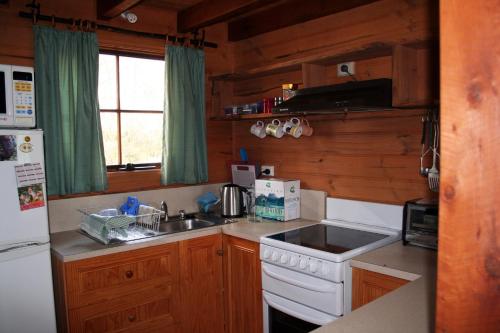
[48,169,172,200]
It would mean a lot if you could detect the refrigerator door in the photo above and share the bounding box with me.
[0,242,57,333]
[0,129,49,248]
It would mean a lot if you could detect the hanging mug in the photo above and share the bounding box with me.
[288,117,303,138]
[265,119,285,138]
[283,118,294,134]
[301,118,313,136]
[250,120,266,138]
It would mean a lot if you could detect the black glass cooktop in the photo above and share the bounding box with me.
[267,224,389,254]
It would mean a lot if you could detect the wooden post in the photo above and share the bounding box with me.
[437,0,500,331]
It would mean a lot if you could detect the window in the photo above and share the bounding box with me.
[98,53,165,170]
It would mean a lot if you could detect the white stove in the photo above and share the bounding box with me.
[260,198,403,332]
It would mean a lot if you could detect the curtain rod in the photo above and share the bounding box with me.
[18,11,218,49]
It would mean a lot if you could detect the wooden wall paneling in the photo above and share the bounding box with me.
[436,0,500,331]
[392,45,418,106]
[51,253,69,333]
[227,0,381,41]
[232,111,431,204]
[302,63,328,88]
[232,0,436,72]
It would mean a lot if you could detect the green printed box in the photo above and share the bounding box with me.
[255,179,300,221]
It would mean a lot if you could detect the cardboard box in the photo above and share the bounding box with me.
[255,179,300,221]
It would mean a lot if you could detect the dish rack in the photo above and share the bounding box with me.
[79,206,162,244]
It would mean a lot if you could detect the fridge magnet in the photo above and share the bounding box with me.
[0,135,17,161]
[18,183,45,211]
[15,163,46,187]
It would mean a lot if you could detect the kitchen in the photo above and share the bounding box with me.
[0,0,498,332]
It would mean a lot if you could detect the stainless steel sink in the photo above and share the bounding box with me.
[158,218,216,234]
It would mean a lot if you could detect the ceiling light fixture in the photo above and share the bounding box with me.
[120,11,138,24]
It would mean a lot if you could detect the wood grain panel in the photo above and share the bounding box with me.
[179,234,224,333]
[352,267,409,310]
[52,252,69,333]
[64,242,179,309]
[232,0,436,72]
[223,235,262,333]
[232,111,431,204]
[436,0,500,331]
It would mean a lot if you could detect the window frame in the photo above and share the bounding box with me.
[99,50,164,172]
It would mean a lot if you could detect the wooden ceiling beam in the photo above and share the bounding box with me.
[97,0,144,19]
[178,0,277,33]
[228,0,381,41]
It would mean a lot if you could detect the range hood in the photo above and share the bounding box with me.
[273,78,393,113]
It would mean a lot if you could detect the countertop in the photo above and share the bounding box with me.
[312,242,437,333]
[50,217,318,262]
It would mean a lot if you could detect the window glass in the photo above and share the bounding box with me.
[98,54,117,109]
[121,113,163,164]
[100,112,119,165]
[98,53,164,167]
[119,56,165,111]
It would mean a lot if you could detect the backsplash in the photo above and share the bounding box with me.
[48,183,224,233]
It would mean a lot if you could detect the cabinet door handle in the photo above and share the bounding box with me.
[128,314,136,322]
[125,270,134,278]
[216,249,224,256]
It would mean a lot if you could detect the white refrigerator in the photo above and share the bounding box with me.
[0,129,57,333]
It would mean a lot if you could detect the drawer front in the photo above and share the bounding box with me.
[69,283,180,333]
[65,243,179,308]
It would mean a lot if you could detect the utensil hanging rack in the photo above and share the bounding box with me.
[19,1,218,49]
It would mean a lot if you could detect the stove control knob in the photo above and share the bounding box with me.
[280,254,289,264]
[289,256,298,267]
[263,249,271,259]
[271,252,279,262]
[309,261,318,273]
[299,258,308,270]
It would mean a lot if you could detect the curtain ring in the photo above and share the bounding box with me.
[79,19,84,31]
[32,11,37,24]
[51,15,56,28]
[70,18,76,31]
[86,20,91,32]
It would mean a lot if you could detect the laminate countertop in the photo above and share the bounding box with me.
[50,217,318,262]
[312,242,437,333]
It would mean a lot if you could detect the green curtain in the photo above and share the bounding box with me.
[161,45,208,185]
[34,25,107,195]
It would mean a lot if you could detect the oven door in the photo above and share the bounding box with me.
[263,291,336,333]
[0,64,13,127]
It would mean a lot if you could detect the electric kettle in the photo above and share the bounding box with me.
[221,184,248,217]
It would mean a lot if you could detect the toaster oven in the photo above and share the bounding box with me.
[402,199,438,250]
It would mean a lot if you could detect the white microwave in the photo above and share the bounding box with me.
[0,64,36,128]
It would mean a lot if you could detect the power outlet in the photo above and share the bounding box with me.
[261,165,275,177]
[337,62,356,77]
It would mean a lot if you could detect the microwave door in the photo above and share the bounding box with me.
[0,64,13,126]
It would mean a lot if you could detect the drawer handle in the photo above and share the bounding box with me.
[128,314,136,322]
[125,270,134,279]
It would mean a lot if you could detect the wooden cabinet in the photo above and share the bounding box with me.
[179,234,224,333]
[223,235,262,333]
[351,267,409,310]
[53,243,181,333]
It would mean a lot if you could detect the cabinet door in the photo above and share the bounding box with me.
[65,243,180,309]
[351,267,409,310]
[179,234,224,333]
[68,284,180,333]
[223,235,262,333]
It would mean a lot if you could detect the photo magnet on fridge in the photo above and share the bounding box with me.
[0,135,17,161]
[18,183,45,211]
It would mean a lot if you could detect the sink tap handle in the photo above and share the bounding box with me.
[179,209,186,220]
[160,201,168,221]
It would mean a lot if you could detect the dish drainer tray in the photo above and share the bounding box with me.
[79,206,162,245]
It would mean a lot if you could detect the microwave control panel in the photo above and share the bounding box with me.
[12,68,35,127]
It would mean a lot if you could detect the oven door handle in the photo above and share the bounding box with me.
[264,292,334,326]
[262,266,338,293]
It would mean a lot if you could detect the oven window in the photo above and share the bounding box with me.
[269,307,320,333]
[0,72,6,115]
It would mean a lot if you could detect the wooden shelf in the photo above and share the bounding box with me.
[209,46,393,82]
[209,107,433,121]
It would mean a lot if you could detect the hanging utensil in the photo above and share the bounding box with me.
[428,114,440,192]
[420,114,431,176]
